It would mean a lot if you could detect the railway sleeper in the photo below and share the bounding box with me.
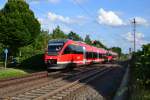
[56,93,67,97]
[52,82,93,100]
[51,95,64,100]
[31,91,48,94]
[47,76,95,99]
[11,97,30,100]
[15,94,37,99]
[35,88,52,92]
[53,93,70,100]
[24,92,43,96]
[47,98,57,100]
[40,88,56,91]
[13,68,104,100]
[27,92,44,96]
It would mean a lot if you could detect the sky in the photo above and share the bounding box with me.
[0,0,150,53]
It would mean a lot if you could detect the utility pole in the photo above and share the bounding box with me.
[132,18,136,52]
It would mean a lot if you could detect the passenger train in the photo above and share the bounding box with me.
[44,39,118,70]
[105,50,118,62]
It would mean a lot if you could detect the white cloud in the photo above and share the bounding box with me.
[39,12,87,25]
[27,0,60,4]
[98,8,125,26]
[38,18,45,24]
[47,12,87,25]
[124,32,147,45]
[134,17,149,26]
[48,12,73,24]
[38,12,88,34]
[38,11,88,28]
[38,18,72,33]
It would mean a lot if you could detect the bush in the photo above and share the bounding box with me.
[19,53,46,71]
[132,44,150,88]
[130,44,150,100]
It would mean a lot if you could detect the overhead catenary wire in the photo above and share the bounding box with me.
[72,0,126,45]
[28,0,126,48]
[72,0,101,25]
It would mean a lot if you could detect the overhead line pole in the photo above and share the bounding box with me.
[132,18,136,53]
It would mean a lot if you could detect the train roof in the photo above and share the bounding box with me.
[108,50,118,56]
[48,39,108,54]
[72,40,107,53]
[48,39,69,44]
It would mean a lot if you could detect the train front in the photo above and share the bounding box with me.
[44,39,66,70]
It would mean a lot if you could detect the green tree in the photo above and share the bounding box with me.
[0,43,4,58]
[84,35,92,45]
[110,47,122,57]
[67,31,83,41]
[32,30,50,51]
[0,0,40,55]
[92,40,107,49]
[50,26,67,39]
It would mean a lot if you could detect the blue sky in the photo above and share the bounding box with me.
[0,0,150,53]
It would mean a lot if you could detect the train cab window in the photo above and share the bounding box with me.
[48,43,63,52]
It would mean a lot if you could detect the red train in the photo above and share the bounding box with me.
[44,39,117,70]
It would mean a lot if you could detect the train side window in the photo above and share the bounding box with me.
[99,53,102,58]
[102,54,106,58]
[75,46,83,54]
[69,45,75,53]
[86,52,93,59]
[86,52,89,59]
[93,52,96,58]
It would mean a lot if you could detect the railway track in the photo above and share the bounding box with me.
[0,66,99,98]
[2,66,112,100]
[0,71,48,88]
[35,67,111,100]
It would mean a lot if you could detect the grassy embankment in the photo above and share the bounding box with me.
[0,68,28,79]
[0,52,46,79]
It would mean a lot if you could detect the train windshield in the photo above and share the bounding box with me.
[48,43,64,52]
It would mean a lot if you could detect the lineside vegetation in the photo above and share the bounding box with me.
[130,44,150,99]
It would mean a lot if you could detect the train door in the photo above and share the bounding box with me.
[83,47,86,64]
[60,45,73,63]
[97,50,99,62]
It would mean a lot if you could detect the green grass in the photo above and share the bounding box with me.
[0,68,28,79]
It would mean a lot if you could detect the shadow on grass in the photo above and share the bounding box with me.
[8,54,46,72]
